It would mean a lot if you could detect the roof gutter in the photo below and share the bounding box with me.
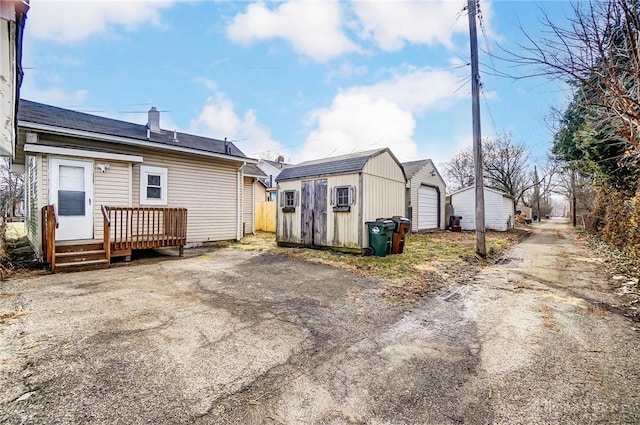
[18,120,257,164]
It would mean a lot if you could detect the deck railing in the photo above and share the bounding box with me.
[41,205,58,271]
[101,205,111,263]
[103,206,187,257]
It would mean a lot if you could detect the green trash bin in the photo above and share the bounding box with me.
[365,220,396,257]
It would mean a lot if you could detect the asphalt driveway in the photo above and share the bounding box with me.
[1,248,481,424]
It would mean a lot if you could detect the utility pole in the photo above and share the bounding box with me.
[468,0,486,257]
[571,169,577,227]
[534,165,541,222]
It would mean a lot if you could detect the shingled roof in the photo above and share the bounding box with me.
[402,159,430,179]
[277,148,403,182]
[18,99,248,159]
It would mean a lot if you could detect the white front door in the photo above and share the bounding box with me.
[50,158,93,241]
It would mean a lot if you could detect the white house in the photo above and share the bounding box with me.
[257,156,289,201]
[449,186,515,231]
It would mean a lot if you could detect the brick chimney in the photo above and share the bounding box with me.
[276,155,285,163]
[148,107,161,133]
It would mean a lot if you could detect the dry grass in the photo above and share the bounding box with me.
[0,310,31,324]
[232,229,528,302]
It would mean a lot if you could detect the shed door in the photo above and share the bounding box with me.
[300,179,327,246]
[418,185,438,230]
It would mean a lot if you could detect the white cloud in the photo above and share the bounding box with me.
[295,66,468,163]
[27,0,174,43]
[190,93,283,159]
[349,67,468,112]
[351,0,489,51]
[226,0,360,62]
[296,93,417,163]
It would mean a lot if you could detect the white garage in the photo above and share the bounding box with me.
[403,159,446,231]
[449,186,515,231]
[418,185,439,230]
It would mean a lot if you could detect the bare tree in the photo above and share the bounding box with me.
[444,147,474,192]
[507,0,640,161]
[482,134,533,207]
[0,157,24,221]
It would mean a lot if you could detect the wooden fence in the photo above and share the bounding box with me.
[255,201,276,232]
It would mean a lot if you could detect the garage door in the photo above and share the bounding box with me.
[418,185,438,230]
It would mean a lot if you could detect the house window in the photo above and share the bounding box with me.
[332,185,355,212]
[140,165,168,205]
[280,189,298,212]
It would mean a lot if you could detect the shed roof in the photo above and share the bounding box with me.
[276,148,400,181]
[449,185,514,199]
[18,99,249,160]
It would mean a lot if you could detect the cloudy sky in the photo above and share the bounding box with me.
[21,0,574,167]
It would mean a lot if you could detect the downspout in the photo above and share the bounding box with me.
[237,162,246,240]
[252,177,256,235]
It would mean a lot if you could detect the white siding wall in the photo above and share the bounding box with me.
[451,188,513,231]
[243,176,254,234]
[502,196,515,230]
[93,161,132,240]
[0,10,16,157]
[407,161,446,230]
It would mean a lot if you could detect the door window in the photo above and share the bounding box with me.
[58,165,85,216]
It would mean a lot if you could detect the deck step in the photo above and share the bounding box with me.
[56,242,104,253]
[55,250,107,264]
[54,258,110,273]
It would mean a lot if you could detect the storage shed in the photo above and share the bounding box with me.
[402,159,446,231]
[449,186,515,231]
[275,148,406,252]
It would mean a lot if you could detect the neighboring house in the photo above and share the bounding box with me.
[275,148,406,252]
[16,99,258,271]
[257,156,289,201]
[0,0,29,159]
[450,186,515,231]
[516,203,533,219]
[241,163,267,234]
[402,159,446,231]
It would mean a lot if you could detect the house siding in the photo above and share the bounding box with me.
[407,161,446,230]
[25,154,42,255]
[243,176,254,234]
[34,135,243,244]
[93,161,132,240]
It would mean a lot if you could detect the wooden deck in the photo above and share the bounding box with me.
[42,205,187,272]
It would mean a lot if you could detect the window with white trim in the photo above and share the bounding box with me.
[140,165,168,205]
